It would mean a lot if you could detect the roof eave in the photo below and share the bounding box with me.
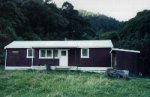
[5,46,113,49]
[111,48,140,53]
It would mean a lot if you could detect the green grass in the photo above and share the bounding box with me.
[0,67,150,97]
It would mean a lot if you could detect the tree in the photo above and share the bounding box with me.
[62,1,74,11]
[61,2,94,39]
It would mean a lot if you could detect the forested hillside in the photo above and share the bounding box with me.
[0,0,93,42]
[117,10,150,50]
[79,10,122,33]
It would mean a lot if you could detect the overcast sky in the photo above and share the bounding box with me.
[53,0,150,21]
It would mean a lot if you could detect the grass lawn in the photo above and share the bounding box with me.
[0,67,150,97]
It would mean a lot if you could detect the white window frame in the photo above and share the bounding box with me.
[39,49,59,59]
[80,48,89,58]
[27,48,33,58]
[39,49,46,58]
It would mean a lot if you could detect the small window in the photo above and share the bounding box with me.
[53,49,58,58]
[81,48,89,58]
[61,51,66,56]
[27,49,33,58]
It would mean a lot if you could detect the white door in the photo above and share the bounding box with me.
[59,50,68,67]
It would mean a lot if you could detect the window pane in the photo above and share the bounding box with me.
[41,50,46,57]
[47,49,52,57]
[28,49,32,57]
[61,51,66,56]
[54,49,58,57]
[82,48,87,56]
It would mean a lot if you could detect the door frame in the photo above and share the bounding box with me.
[59,49,68,67]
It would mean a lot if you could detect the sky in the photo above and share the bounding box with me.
[53,0,150,21]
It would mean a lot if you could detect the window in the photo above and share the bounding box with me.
[27,48,33,58]
[61,51,66,56]
[39,49,55,59]
[40,49,46,57]
[47,50,52,57]
[81,48,89,58]
[53,49,58,58]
